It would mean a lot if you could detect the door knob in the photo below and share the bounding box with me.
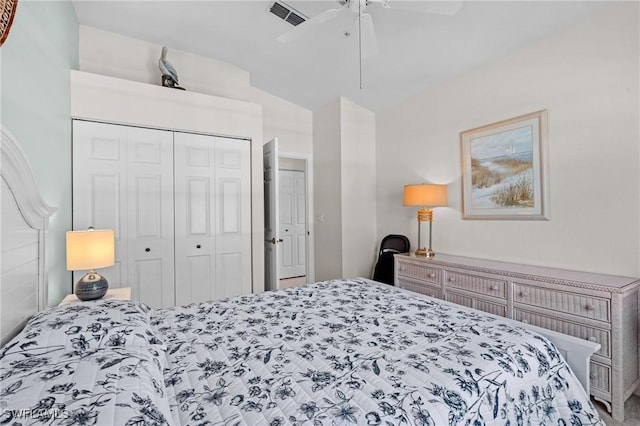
[268,237,284,244]
[196,244,201,249]
[145,248,151,252]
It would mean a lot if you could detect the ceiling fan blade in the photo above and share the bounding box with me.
[386,0,464,16]
[357,13,379,58]
[276,7,341,43]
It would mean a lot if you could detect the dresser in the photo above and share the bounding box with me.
[394,253,640,422]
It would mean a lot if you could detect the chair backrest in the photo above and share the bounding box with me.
[372,234,410,285]
[379,234,410,256]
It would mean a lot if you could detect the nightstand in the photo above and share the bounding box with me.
[59,287,132,306]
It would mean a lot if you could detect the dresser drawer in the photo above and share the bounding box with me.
[447,291,507,317]
[397,262,441,285]
[514,283,610,322]
[398,277,441,299]
[445,271,506,299]
[590,362,611,395]
[514,309,610,358]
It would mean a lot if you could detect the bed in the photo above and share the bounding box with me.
[0,278,604,425]
[0,129,604,425]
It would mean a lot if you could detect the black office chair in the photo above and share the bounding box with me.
[372,234,410,285]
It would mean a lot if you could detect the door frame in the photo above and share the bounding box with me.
[278,152,315,285]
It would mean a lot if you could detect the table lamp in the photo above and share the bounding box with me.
[66,227,115,301]
[402,183,448,257]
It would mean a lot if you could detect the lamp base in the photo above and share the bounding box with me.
[415,248,436,258]
[75,271,108,301]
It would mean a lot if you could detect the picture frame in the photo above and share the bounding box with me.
[460,110,549,220]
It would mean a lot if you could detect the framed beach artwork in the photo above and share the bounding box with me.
[460,110,549,220]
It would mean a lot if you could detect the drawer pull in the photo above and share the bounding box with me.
[519,291,528,298]
[429,273,436,278]
[490,285,499,291]
[590,373,596,380]
[400,267,406,271]
[588,336,597,343]
[448,277,456,282]
[521,319,530,324]
[584,304,594,311]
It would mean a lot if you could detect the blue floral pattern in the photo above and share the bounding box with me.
[0,279,604,425]
[153,279,604,426]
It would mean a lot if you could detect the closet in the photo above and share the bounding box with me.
[72,120,251,308]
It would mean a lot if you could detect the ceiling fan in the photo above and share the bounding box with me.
[277,0,464,59]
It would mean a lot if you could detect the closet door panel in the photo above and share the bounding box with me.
[73,121,174,308]
[72,121,128,289]
[125,126,175,308]
[214,137,251,299]
[75,122,252,308]
[174,132,217,305]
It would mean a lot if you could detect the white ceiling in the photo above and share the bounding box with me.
[71,0,614,112]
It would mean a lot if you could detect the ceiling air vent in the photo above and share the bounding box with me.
[269,1,307,26]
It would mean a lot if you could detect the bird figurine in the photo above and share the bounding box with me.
[158,46,184,90]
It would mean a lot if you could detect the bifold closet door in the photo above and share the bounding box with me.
[72,121,175,308]
[174,133,251,304]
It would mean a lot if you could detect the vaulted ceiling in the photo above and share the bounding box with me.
[72,1,613,112]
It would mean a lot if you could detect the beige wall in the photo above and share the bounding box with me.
[340,98,377,278]
[250,87,312,157]
[79,25,313,158]
[313,100,343,281]
[376,3,639,276]
[79,26,251,102]
[314,98,377,280]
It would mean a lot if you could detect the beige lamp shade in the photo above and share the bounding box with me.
[66,229,115,271]
[402,183,448,207]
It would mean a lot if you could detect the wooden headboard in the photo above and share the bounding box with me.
[1,126,56,346]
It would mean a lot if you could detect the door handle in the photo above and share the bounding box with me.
[267,237,284,244]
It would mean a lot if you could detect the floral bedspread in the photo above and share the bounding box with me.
[1,279,604,425]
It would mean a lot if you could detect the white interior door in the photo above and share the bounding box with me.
[72,121,175,308]
[174,133,252,304]
[125,126,175,308]
[279,170,306,279]
[72,121,127,289]
[213,137,252,299]
[263,138,280,292]
[174,132,217,305]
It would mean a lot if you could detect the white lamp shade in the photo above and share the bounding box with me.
[66,229,115,271]
[402,183,448,207]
